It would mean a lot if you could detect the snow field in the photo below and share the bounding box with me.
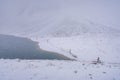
[0,59,120,80]
[31,34,120,63]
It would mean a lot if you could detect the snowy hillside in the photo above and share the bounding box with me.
[0,0,120,36]
[0,0,120,62]
[0,0,120,80]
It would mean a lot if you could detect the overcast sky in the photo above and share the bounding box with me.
[0,0,120,27]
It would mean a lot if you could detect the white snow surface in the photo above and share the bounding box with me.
[30,34,120,63]
[0,0,120,80]
[0,59,120,80]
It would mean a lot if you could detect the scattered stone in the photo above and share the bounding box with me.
[82,63,85,66]
[90,76,93,79]
[89,74,93,79]
[102,72,106,74]
[89,74,92,76]
[74,70,78,74]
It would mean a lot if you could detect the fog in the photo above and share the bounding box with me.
[0,0,120,34]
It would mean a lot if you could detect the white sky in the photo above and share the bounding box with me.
[0,0,120,27]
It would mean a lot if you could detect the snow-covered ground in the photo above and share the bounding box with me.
[0,59,120,80]
[31,34,120,63]
[0,0,120,80]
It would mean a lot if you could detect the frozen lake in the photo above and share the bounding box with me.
[0,34,70,60]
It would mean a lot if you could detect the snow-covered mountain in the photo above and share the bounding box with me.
[0,1,120,80]
[0,0,120,62]
[0,0,120,36]
[29,18,120,37]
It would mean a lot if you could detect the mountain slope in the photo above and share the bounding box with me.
[0,0,120,37]
[0,0,120,63]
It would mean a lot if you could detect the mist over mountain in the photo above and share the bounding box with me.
[0,0,120,37]
[0,1,120,80]
[0,0,120,62]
